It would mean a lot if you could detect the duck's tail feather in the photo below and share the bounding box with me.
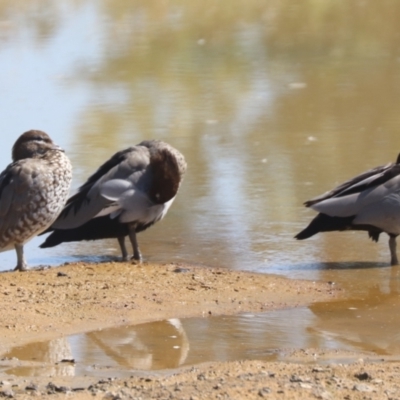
[295,213,355,240]
[40,217,130,248]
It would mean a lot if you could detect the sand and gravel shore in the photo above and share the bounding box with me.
[0,261,397,399]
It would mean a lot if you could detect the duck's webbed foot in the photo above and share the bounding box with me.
[131,251,143,264]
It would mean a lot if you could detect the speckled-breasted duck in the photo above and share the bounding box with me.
[295,153,400,265]
[40,140,187,261]
[0,130,72,271]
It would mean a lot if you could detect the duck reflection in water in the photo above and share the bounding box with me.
[1,319,189,376]
[84,318,189,370]
[3,337,74,377]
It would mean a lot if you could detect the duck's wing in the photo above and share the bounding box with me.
[0,164,16,220]
[51,146,150,229]
[305,161,400,207]
[0,160,52,241]
[306,159,400,218]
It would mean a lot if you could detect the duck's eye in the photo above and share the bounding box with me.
[33,136,48,143]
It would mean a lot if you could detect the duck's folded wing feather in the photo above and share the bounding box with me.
[305,162,400,206]
[311,174,400,217]
[0,166,15,218]
[353,193,400,234]
[50,184,109,229]
[100,179,155,223]
[51,147,150,229]
[100,179,133,201]
[0,161,51,237]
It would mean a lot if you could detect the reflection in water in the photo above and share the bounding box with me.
[2,319,189,377]
[309,267,400,355]
[81,318,190,370]
[4,337,74,377]
[0,314,286,378]
[7,295,400,378]
[6,269,400,379]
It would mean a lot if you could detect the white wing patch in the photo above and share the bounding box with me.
[99,179,176,226]
[100,179,133,201]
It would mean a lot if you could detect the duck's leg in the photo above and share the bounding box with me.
[389,235,399,265]
[14,244,28,271]
[128,224,142,262]
[117,236,129,261]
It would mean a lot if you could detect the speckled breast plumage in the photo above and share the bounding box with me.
[0,149,72,250]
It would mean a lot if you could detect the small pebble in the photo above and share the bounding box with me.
[300,383,312,389]
[316,391,333,400]
[353,383,373,392]
[173,268,190,273]
[354,372,371,381]
[0,390,14,398]
[258,387,272,397]
[60,358,75,364]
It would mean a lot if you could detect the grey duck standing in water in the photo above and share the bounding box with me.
[0,130,72,271]
[295,153,400,265]
[40,140,187,261]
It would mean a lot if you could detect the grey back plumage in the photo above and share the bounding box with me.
[52,140,187,230]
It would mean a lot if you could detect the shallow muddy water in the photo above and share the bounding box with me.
[0,0,400,372]
[4,299,400,378]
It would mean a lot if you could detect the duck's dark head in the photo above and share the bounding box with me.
[12,130,63,161]
[140,140,187,204]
